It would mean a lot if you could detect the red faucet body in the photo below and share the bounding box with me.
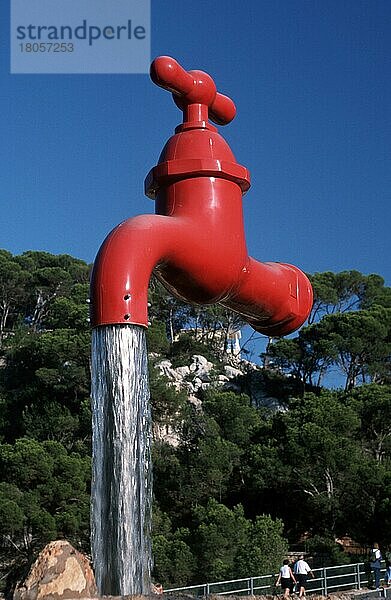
[91,57,313,336]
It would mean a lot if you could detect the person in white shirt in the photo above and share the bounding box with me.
[276,559,297,598]
[370,543,382,590]
[293,556,314,597]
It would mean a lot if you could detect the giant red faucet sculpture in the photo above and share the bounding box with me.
[91,56,313,335]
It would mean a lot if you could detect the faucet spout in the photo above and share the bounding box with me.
[90,56,313,337]
[91,177,312,335]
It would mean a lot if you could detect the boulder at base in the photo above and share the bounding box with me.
[14,540,97,600]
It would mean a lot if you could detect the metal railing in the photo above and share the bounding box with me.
[164,561,387,596]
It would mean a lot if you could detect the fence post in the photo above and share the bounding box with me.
[323,567,328,596]
[249,577,254,596]
[204,583,210,596]
[356,563,361,590]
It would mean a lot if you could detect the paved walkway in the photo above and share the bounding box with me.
[350,588,391,600]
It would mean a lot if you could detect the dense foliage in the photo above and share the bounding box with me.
[0,250,390,594]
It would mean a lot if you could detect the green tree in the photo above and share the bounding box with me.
[0,483,25,537]
[317,307,390,389]
[192,499,250,581]
[45,283,90,331]
[146,320,170,355]
[1,328,90,442]
[273,391,364,536]
[192,500,288,581]
[14,251,89,331]
[349,384,391,462]
[152,441,184,524]
[178,416,242,507]
[0,438,90,550]
[152,507,194,587]
[264,325,336,389]
[238,439,287,522]
[266,305,390,390]
[0,251,31,346]
[309,271,389,324]
[202,390,261,446]
[148,278,192,342]
[236,514,288,577]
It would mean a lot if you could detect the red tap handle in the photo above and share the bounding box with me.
[150,56,236,125]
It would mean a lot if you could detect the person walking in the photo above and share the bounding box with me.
[293,556,314,598]
[276,559,297,598]
[370,543,382,590]
[384,550,391,587]
[385,562,391,588]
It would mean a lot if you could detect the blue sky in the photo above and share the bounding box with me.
[1,0,390,288]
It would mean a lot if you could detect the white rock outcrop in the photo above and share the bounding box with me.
[154,354,237,395]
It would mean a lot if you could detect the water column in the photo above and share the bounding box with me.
[90,325,152,596]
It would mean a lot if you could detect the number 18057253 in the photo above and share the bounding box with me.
[19,42,74,52]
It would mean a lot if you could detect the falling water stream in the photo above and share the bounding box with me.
[91,325,152,596]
